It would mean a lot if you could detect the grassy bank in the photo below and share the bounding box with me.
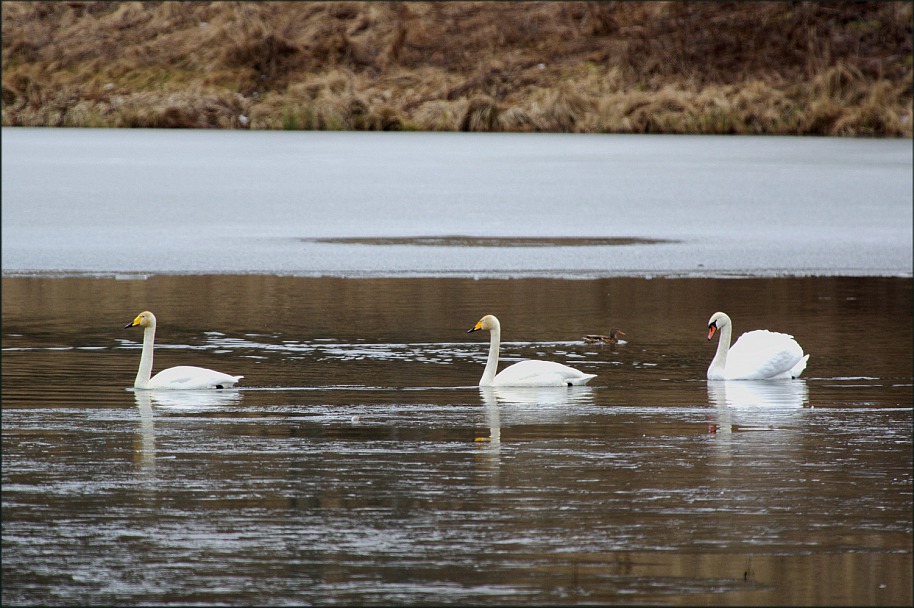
[2,1,911,135]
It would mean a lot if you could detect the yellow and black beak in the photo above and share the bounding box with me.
[467,321,482,334]
[124,315,141,329]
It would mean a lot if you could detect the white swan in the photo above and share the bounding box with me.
[467,314,597,387]
[124,311,243,390]
[707,311,809,380]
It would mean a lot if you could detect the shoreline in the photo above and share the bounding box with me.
[4,270,912,280]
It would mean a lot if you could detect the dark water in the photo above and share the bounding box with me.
[2,274,911,606]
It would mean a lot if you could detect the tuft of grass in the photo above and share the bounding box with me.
[459,96,502,132]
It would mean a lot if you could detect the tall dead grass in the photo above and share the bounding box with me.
[2,2,911,135]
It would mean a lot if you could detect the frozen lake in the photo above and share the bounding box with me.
[2,128,911,278]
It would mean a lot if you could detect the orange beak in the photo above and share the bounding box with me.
[707,325,717,341]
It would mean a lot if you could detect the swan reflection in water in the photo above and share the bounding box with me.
[134,390,157,476]
[476,385,596,445]
[707,379,808,410]
[478,390,502,446]
[132,389,244,476]
[706,380,809,447]
[136,388,244,409]
[706,380,810,471]
[480,385,596,408]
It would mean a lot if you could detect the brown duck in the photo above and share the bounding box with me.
[583,328,626,344]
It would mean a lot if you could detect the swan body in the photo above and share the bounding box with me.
[468,314,597,387]
[125,311,243,390]
[707,311,808,380]
[583,328,626,344]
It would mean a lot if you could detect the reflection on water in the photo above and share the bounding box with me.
[132,389,244,477]
[135,387,244,410]
[2,275,911,606]
[705,381,811,469]
[707,380,810,446]
[134,391,156,477]
[707,379,809,409]
[480,395,502,446]
[480,385,596,407]
[476,386,597,447]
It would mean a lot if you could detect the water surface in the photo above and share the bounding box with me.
[2,274,911,605]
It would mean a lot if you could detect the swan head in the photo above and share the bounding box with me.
[125,310,157,329]
[467,314,499,333]
[707,311,731,340]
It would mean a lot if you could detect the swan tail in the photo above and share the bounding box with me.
[789,355,809,379]
[567,374,597,386]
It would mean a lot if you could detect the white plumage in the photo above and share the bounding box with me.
[706,311,809,380]
[468,314,597,387]
[125,310,243,390]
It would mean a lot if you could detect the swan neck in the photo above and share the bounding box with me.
[135,324,156,388]
[709,322,732,377]
[480,325,501,386]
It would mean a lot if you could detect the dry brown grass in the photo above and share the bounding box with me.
[2,1,911,135]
